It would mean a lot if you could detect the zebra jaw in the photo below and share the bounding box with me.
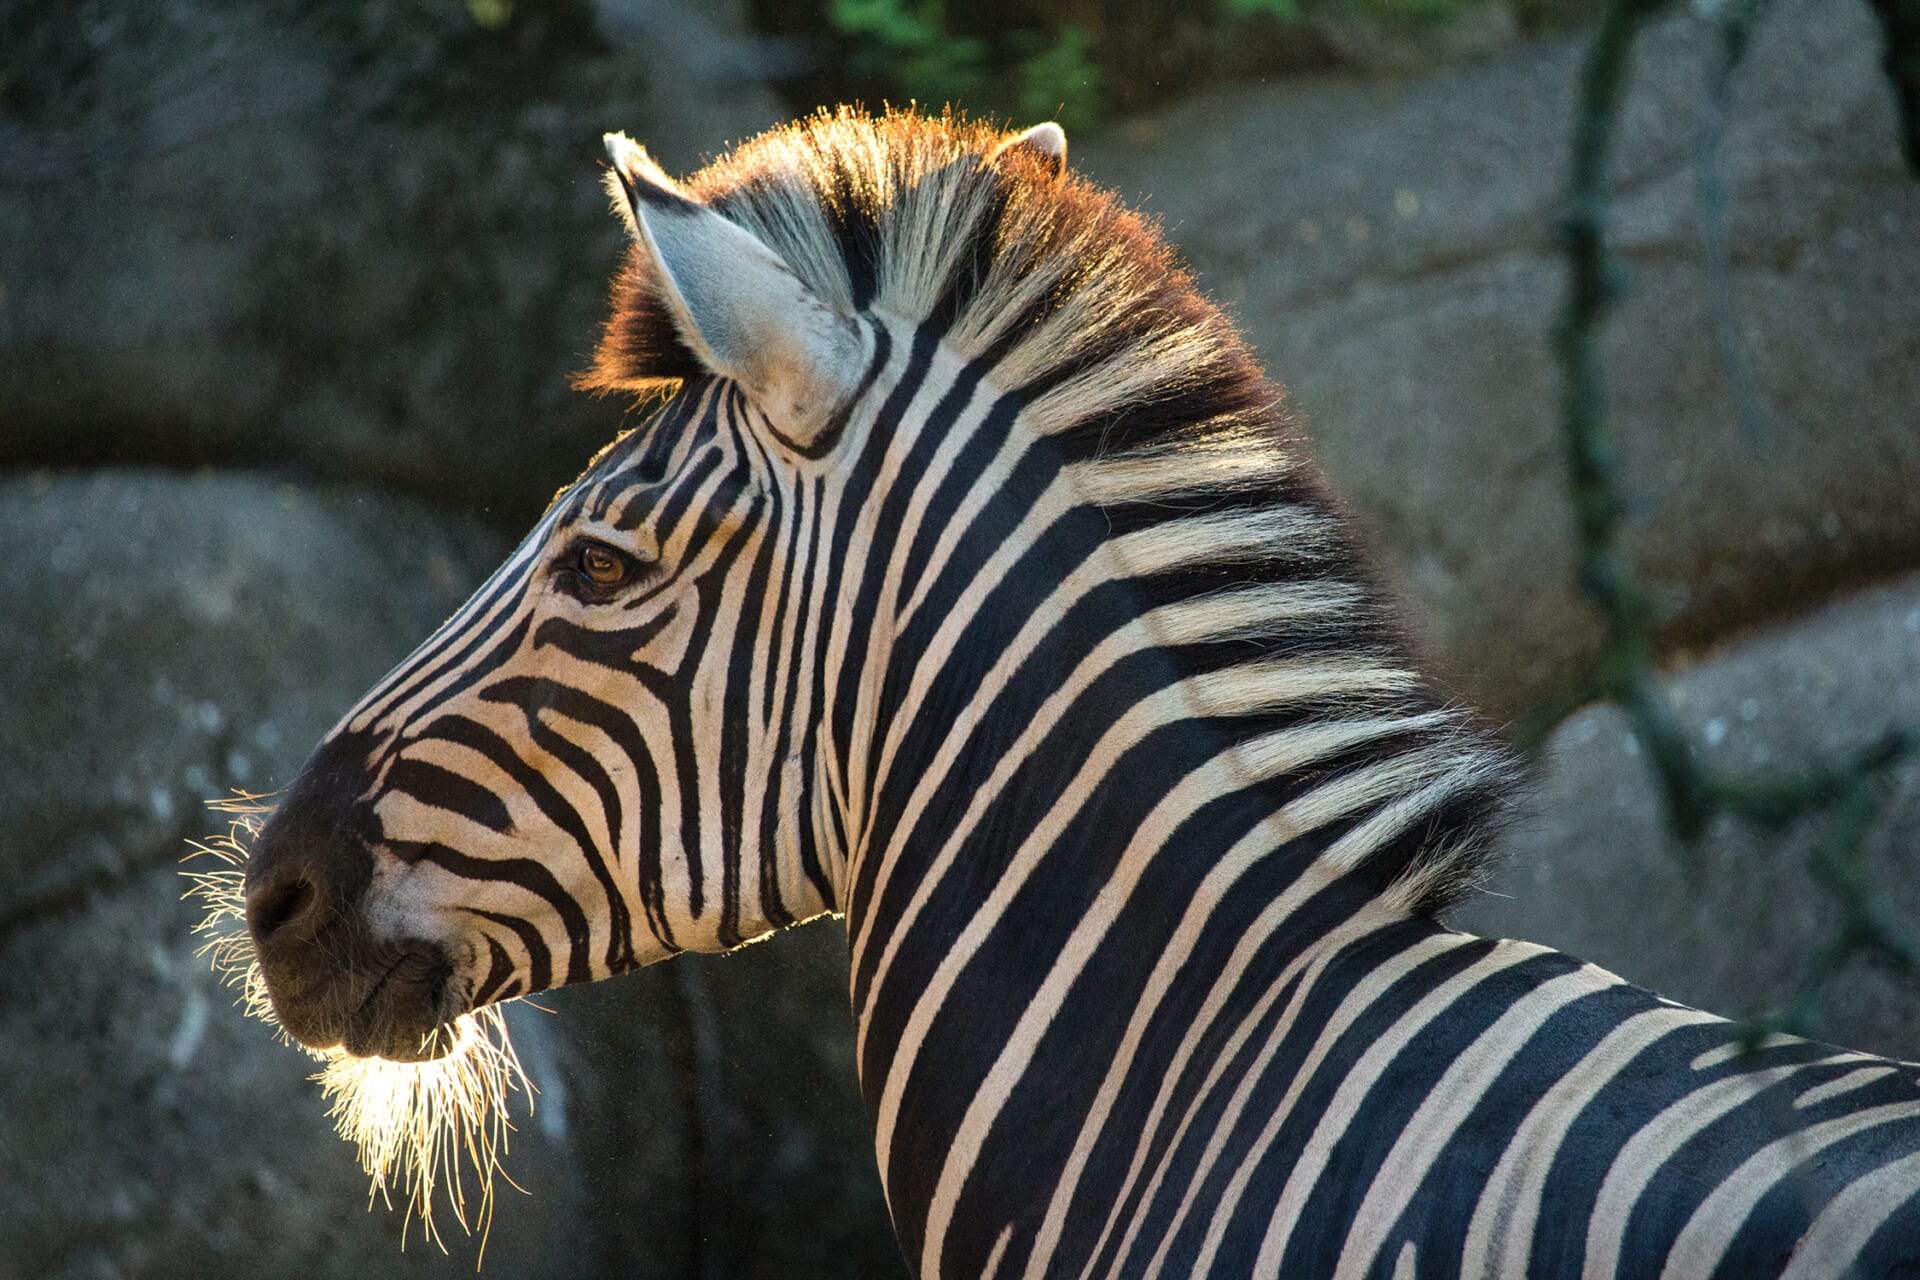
[186,797,532,1247]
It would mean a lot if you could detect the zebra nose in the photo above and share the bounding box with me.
[244,803,365,959]
[242,727,382,958]
[246,861,325,946]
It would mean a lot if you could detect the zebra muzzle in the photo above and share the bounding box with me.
[247,886,461,1064]
[243,734,460,1062]
[336,944,460,1063]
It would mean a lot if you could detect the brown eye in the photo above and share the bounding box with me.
[577,542,630,589]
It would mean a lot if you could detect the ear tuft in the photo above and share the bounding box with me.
[602,133,700,222]
[991,121,1068,181]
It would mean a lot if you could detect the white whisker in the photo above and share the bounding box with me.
[182,794,533,1255]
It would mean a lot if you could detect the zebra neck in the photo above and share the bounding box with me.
[826,339,1512,962]
[810,322,1519,1235]
[839,651,1441,1264]
[838,570,1421,1089]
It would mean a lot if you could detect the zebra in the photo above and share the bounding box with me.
[234,109,1920,1276]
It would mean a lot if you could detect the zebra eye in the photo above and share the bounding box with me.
[575,541,634,590]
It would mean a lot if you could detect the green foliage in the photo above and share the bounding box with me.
[1008,24,1100,129]
[1225,0,1303,20]
[1228,0,1489,22]
[820,0,1505,131]
[466,0,513,29]
[1370,0,1485,17]
[830,0,990,109]
[825,0,1099,131]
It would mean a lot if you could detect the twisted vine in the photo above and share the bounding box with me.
[1542,0,1920,1042]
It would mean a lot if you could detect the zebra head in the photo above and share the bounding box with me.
[238,123,1065,1062]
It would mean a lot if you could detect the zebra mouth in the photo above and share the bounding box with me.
[337,944,461,1063]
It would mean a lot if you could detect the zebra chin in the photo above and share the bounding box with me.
[264,937,465,1064]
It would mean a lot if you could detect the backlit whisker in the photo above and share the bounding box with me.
[182,793,534,1254]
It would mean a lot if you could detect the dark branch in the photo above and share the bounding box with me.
[1868,0,1920,174]
[1551,0,1920,1042]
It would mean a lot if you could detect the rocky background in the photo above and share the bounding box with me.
[2,0,1917,1276]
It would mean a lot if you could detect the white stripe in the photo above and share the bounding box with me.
[1659,1101,1920,1279]
[1794,1065,1898,1111]
[1778,1147,1920,1279]
[1331,966,1622,1279]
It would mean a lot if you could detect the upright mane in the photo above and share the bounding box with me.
[584,107,1518,913]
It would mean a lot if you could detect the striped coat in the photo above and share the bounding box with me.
[221,110,1920,1276]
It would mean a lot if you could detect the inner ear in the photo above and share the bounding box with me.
[598,133,866,453]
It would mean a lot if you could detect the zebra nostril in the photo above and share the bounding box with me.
[248,872,320,946]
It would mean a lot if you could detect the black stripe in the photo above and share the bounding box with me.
[390,839,589,987]
[778,477,834,907]
[470,928,528,1006]
[384,757,513,833]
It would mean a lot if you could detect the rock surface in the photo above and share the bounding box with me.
[1078,0,1920,720]
[0,0,784,529]
[1457,573,1920,1061]
[0,471,897,1279]
[8,2,1920,1270]
[0,471,511,927]
[0,469,564,1278]
[7,0,1914,719]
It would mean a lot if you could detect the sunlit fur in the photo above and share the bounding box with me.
[185,797,530,1251]
[584,107,1518,919]
[214,108,1920,1276]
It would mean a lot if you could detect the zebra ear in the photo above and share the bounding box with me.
[602,133,864,450]
[991,121,1067,181]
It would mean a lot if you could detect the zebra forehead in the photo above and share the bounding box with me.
[541,381,720,520]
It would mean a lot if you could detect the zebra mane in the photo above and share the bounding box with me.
[583,107,1520,914]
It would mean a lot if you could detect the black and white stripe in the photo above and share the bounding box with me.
[267,110,1920,1276]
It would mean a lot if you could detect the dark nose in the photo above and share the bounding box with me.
[246,732,381,940]
[246,856,325,948]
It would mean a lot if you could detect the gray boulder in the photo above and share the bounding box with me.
[1079,0,1920,721]
[0,469,514,934]
[0,0,785,528]
[0,468,566,1278]
[1456,572,1920,1061]
[0,470,896,1279]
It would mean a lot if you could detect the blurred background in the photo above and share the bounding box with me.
[3,0,1918,1275]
